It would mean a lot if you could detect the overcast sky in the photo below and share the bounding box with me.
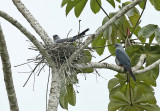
[0,0,160,111]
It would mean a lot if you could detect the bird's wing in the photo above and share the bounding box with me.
[115,49,131,66]
[56,38,75,43]
[115,49,136,81]
[115,57,122,66]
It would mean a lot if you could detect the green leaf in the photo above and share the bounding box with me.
[106,0,115,8]
[74,0,88,17]
[122,1,131,8]
[133,85,160,110]
[102,16,112,40]
[138,24,158,38]
[67,84,76,106]
[109,85,160,111]
[139,104,160,111]
[139,0,147,9]
[61,0,71,7]
[109,74,127,99]
[108,78,119,92]
[108,100,127,111]
[80,68,94,73]
[112,91,129,104]
[127,45,160,86]
[126,7,140,17]
[107,41,115,55]
[92,33,106,55]
[102,16,110,25]
[155,28,160,44]
[103,26,112,40]
[137,82,154,95]
[90,0,101,14]
[116,0,121,3]
[81,50,92,63]
[59,85,68,110]
[66,0,81,16]
[127,7,140,27]
[96,37,106,55]
[149,0,160,11]
[115,14,132,40]
[109,25,117,44]
[134,26,146,43]
[133,85,156,104]
[149,33,155,44]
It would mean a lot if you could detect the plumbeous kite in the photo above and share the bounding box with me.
[115,43,136,81]
[53,29,89,43]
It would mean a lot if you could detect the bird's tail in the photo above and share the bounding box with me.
[73,28,89,39]
[124,65,136,81]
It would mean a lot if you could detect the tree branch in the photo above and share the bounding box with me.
[74,54,160,75]
[68,0,144,63]
[47,70,62,111]
[0,10,55,68]
[135,58,160,74]
[0,24,19,111]
[12,0,53,46]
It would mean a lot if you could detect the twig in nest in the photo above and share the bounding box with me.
[78,20,81,34]
[67,29,72,38]
[23,59,44,87]
[37,63,46,76]
[14,60,35,67]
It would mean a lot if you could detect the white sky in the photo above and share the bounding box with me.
[0,0,160,111]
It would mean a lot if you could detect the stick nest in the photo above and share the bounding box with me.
[47,42,90,67]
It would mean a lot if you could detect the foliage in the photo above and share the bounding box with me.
[60,0,160,110]
[59,82,76,109]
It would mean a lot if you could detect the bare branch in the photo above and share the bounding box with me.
[12,0,53,45]
[0,24,19,111]
[75,62,124,73]
[74,54,160,75]
[135,58,160,74]
[132,54,146,71]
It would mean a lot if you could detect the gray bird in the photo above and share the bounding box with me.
[53,35,77,43]
[53,28,89,43]
[115,43,136,81]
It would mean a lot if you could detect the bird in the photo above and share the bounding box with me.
[115,43,136,81]
[53,28,89,43]
[53,35,76,43]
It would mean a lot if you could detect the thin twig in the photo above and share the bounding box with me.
[129,0,147,38]
[87,44,114,49]
[98,52,115,63]
[128,75,133,106]
[23,59,44,87]
[94,69,99,83]
[14,60,35,67]
[33,71,36,91]
[46,67,51,111]
[78,20,81,34]
[37,63,46,76]
[67,29,72,38]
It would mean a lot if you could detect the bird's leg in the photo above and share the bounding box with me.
[126,73,130,82]
[128,75,133,106]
